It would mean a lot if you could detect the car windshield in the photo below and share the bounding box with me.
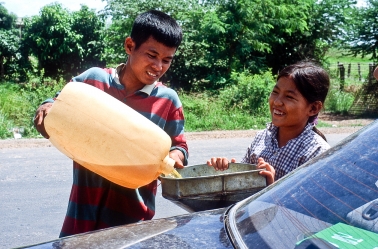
[227,120,378,248]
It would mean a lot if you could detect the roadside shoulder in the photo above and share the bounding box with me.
[0,126,369,149]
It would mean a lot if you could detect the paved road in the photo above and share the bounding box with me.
[0,133,351,249]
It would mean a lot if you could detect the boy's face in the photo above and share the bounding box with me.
[124,36,176,86]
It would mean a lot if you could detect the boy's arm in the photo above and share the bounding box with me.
[167,107,189,166]
[33,102,53,139]
[33,68,103,138]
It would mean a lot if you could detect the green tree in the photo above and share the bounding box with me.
[102,0,356,91]
[180,0,312,89]
[0,3,21,80]
[72,5,106,72]
[0,29,20,79]
[344,0,378,60]
[0,3,16,30]
[22,3,105,81]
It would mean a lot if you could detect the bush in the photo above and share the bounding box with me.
[219,70,276,116]
[324,88,355,114]
[0,78,65,138]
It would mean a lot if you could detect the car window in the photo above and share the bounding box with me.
[227,121,378,248]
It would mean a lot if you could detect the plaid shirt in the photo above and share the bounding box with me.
[241,123,330,180]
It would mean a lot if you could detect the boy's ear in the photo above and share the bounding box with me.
[124,37,135,55]
[309,101,323,116]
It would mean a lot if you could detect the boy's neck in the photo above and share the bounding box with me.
[119,64,145,96]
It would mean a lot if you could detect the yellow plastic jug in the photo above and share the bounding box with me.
[44,82,176,189]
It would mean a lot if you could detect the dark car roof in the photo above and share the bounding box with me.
[21,208,233,249]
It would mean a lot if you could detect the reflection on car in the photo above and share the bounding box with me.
[21,120,378,249]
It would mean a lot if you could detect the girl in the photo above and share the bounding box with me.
[207,61,331,185]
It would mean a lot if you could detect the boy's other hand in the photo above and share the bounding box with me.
[257,157,275,185]
[169,150,184,169]
[33,102,53,139]
[207,157,236,171]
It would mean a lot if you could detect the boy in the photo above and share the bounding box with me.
[34,10,188,237]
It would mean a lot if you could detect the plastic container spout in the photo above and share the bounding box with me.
[160,155,176,175]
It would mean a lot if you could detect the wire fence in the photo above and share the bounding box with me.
[329,62,378,116]
[328,62,378,90]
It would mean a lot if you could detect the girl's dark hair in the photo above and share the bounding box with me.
[130,10,182,50]
[277,61,330,141]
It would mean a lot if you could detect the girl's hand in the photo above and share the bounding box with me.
[257,157,275,185]
[207,157,236,171]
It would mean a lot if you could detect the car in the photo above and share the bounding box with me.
[21,120,378,249]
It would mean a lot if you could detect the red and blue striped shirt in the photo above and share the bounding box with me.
[53,65,188,237]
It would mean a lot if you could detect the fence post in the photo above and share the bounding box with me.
[339,64,345,91]
[358,63,361,81]
[347,63,351,78]
[369,64,374,84]
[337,61,340,77]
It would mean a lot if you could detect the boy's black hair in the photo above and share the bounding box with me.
[130,10,182,50]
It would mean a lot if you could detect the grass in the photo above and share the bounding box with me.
[325,48,373,64]
[0,79,65,139]
[180,92,270,132]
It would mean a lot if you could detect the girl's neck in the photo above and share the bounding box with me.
[276,123,307,148]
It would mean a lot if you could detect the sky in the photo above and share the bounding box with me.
[2,0,368,18]
[2,0,107,17]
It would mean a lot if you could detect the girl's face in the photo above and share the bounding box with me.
[269,76,314,132]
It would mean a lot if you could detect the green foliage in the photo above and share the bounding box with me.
[0,79,65,138]
[219,71,276,115]
[0,4,17,29]
[343,0,378,60]
[0,4,22,80]
[180,70,274,131]
[0,29,21,79]
[180,92,270,131]
[102,0,358,91]
[324,88,355,114]
[21,3,105,81]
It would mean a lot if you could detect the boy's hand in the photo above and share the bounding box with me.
[207,157,236,171]
[257,157,275,185]
[33,102,53,139]
[169,150,185,169]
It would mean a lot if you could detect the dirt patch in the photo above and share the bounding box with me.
[0,113,375,149]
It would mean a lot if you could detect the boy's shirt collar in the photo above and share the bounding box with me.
[114,63,157,96]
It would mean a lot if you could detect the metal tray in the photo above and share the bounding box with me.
[159,163,266,212]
